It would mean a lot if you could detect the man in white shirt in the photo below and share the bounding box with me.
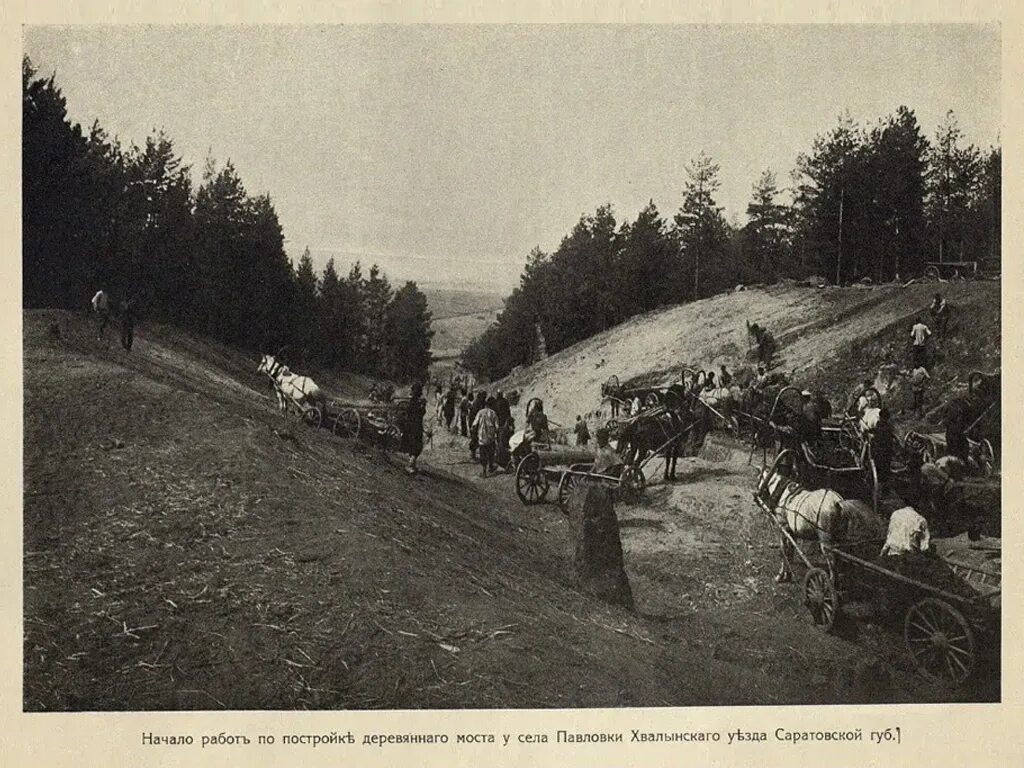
[472,399,499,477]
[91,288,111,339]
[880,506,931,556]
[910,318,931,369]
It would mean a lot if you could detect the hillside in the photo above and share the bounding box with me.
[495,280,1000,428]
[24,310,807,711]
[23,289,1000,712]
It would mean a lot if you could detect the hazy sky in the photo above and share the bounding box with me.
[25,25,1000,291]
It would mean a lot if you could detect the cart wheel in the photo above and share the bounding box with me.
[925,265,940,281]
[644,392,661,408]
[515,452,549,505]
[803,567,839,632]
[864,456,879,516]
[979,439,995,476]
[557,472,579,515]
[303,406,323,429]
[335,408,361,437]
[904,597,976,686]
[618,465,646,503]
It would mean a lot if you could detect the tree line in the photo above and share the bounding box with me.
[22,57,433,383]
[463,106,1000,381]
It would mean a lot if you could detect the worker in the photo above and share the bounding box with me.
[574,415,591,447]
[910,365,930,416]
[880,506,931,556]
[930,293,949,337]
[910,317,932,369]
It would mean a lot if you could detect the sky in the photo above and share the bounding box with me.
[24,25,1000,292]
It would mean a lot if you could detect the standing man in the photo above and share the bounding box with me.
[472,397,499,477]
[493,390,511,427]
[910,317,932,369]
[458,390,470,437]
[910,365,931,416]
[91,287,111,340]
[870,408,897,488]
[119,297,137,352]
[574,415,591,447]
[401,384,427,475]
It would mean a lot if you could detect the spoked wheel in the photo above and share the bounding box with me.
[303,406,323,429]
[924,265,941,281]
[644,391,661,408]
[618,465,646,503]
[979,439,996,476]
[515,452,549,505]
[335,408,361,437]
[863,457,880,516]
[803,567,839,632]
[904,597,976,686]
[557,471,580,514]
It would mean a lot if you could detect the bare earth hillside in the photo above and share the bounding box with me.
[494,281,999,428]
[23,311,803,711]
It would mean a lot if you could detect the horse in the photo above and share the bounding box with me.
[257,354,325,413]
[618,400,712,481]
[756,463,881,582]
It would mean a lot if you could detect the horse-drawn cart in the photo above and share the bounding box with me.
[803,537,999,687]
[514,446,646,510]
[754,450,998,687]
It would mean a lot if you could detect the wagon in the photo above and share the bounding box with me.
[768,387,880,513]
[801,537,999,687]
[753,451,998,687]
[514,446,646,510]
[327,399,406,449]
[924,261,978,281]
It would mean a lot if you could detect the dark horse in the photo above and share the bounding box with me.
[617,390,713,481]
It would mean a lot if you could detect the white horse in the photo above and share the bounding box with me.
[257,354,324,412]
[756,464,881,582]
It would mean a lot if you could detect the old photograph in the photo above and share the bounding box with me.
[22,24,1001,712]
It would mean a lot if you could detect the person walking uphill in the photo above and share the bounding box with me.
[91,287,111,340]
[472,397,499,477]
[401,384,427,475]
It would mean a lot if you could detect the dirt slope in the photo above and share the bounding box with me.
[24,310,810,711]
[494,281,1000,428]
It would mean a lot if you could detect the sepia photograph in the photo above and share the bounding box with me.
[21,22,1002,716]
